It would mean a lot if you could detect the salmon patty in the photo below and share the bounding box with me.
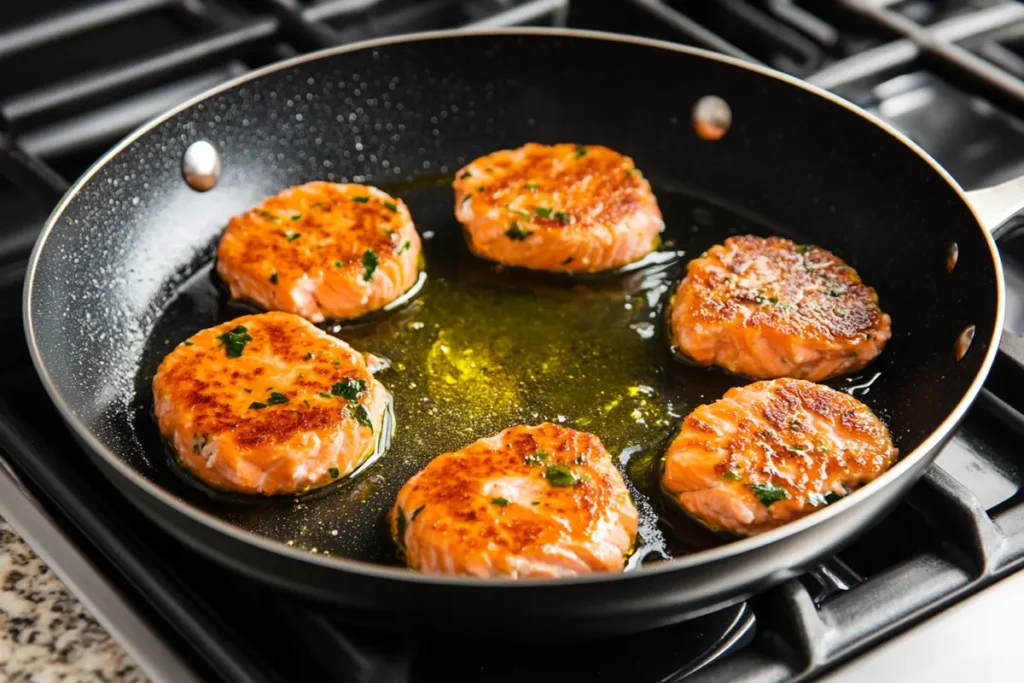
[390,423,638,578]
[216,181,422,323]
[153,311,389,495]
[453,143,663,273]
[669,236,891,381]
[661,379,897,536]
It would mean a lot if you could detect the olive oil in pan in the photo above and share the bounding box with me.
[132,178,887,568]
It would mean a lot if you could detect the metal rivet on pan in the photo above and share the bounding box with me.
[182,140,221,191]
[947,242,959,272]
[954,325,976,362]
[693,95,731,141]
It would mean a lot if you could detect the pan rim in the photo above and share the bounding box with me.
[23,27,1005,588]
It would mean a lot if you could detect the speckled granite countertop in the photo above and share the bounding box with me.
[0,519,147,683]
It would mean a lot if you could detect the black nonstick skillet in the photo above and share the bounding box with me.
[24,28,1018,636]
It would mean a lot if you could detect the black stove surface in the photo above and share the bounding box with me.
[5,1,1024,682]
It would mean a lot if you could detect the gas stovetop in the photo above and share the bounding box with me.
[4,1,1024,681]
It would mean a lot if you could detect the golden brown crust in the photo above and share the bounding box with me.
[216,182,421,322]
[662,378,898,536]
[452,143,663,273]
[390,423,638,577]
[669,236,891,380]
[152,312,388,495]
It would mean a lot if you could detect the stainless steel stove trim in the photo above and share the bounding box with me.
[22,27,1005,587]
[0,452,201,683]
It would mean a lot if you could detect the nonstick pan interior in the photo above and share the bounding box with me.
[27,31,999,578]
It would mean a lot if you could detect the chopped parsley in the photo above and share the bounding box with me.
[399,241,411,254]
[284,231,301,242]
[626,168,642,178]
[267,391,289,405]
[352,196,370,203]
[329,467,340,478]
[505,221,532,241]
[524,449,549,467]
[524,182,539,190]
[828,289,843,297]
[319,393,332,400]
[723,471,741,481]
[269,272,278,284]
[789,419,801,431]
[552,211,570,223]
[260,210,280,223]
[796,245,812,255]
[244,388,253,394]
[216,325,252,358]
[331,377,367,400]
[249,401,268,410]
[333,260,344,268]
[460,171,472,179]
[545,464,580,487]
[786,444,806,452]
[533,207,553,218]
[383,201,398,213]
[574,144,587,158]
[304,400,311,408]
[353,404,373,429]
[492,497,510,506]
[768,296,780,306]
[749,483,788,506]
[309,202,325,209]
[362,249,379,281]
[290,214,302,221]
[183,341,193,346]
[477,185,485,193]
[411,505,425,521]
[505,204,531,219]
[306,353,315,360]
[834,309,848,318]
[574,455,585,465]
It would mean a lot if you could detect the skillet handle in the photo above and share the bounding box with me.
[965,176,1024,237]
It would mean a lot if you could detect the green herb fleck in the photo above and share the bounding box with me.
[749,483,788,506]
[477,185,485,193]
[505,204,531,219]
[723,471,741,481]
[329,467,340,478]
[216,325,252,358]
[531,501,540,505]
[524,182,539,190]
[768,296,780,305]
[353,405,373,429]
[383,201,398,212]
[284,231,301,242]
[310,202,325,209]
[267,392,289,405]
[533,207,553,218]
[411,505,425,521]
[244,388,253,394]
[574,456,585,465]
[183,341,193,346]
[796,245,812,255]
[319,393,332,400]
[304,400,311,408]
[828,289,843,297]
[249,402,268,410]
[492,497,510,506]
[545,464,580,487]
[460,171,472,179]
[290,214,302,221]
[306,353,315,360]
[362,249,379,281]
[786,444,806,452]
[834,309,848,318]
[333,260,344,268]
[552,211,570,223]
[626,168,642,178]
[269,272,278,284]
[505,222,533,241]
[788,419,801,431]
[399,241,411,254]
[331,378,367,400]
[260,210,280,223]
[352,196,370,203]
[574,144,587,158]
[825,492,842,504]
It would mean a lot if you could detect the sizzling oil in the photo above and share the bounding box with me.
[134,177,808,567]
